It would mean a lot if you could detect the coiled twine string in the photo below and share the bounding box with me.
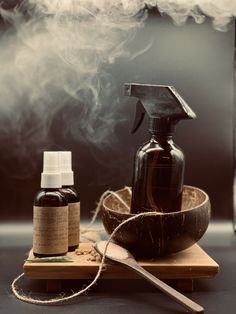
[11,187,162,305]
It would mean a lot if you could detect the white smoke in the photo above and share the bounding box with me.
[0,0,234,176]
[29,0,236,31]
[0,0,146,175]
[155,0,235,31]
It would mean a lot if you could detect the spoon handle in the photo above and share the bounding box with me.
[125,259,204,314]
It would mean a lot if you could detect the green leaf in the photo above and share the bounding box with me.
[26,256,73,263]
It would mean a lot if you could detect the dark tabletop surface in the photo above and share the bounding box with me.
[0,221,236,314]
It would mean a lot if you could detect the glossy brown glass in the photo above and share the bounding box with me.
[131,134,184,214]
[60,186,80,251]
[33,189,68,257]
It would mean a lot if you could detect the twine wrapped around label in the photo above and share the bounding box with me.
[33,206,68,255]
[68,202,80,247]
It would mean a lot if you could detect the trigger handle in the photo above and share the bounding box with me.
[131,101,146,134]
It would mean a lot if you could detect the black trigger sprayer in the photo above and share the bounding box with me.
[124,83,196,214]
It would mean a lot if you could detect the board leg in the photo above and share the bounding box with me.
[173,279,194,292]
[46,280,63,293]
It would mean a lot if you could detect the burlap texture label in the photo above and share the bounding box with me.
[68,202,80,246]
[33,206,68,254]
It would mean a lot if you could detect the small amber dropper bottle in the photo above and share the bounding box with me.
[33,152,68,257]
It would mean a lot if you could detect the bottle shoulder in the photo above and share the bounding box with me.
[60,186,80,203]
[137,139,183,157]
[34,189,68,207]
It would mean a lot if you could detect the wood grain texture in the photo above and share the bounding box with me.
[24,243,219,280]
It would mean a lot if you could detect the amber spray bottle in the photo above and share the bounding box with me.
[59,151,80,251]
[124,83,196,214]
[33,152,68,257]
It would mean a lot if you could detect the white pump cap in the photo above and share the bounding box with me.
[59,151,74,186]
[41,152,62,188]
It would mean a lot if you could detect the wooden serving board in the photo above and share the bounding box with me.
[24,243,219,281]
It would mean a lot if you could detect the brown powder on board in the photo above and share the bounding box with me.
[75,246,101,262]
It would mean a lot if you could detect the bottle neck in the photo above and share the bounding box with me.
[150,133,173,143]
[41,172,62,189]
[148,117,176,135]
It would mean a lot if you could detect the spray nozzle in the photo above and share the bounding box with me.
[59,151,74,186]
[43,151,60,174]
[41,151,61,188]
[124,83,196,134]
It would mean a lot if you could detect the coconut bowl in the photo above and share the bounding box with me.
[102,185,210,258]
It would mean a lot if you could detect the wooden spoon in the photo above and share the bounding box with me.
[95,241,204,314]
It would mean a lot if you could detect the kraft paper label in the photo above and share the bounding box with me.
[33,206,68,254]
[68,202,80,247]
